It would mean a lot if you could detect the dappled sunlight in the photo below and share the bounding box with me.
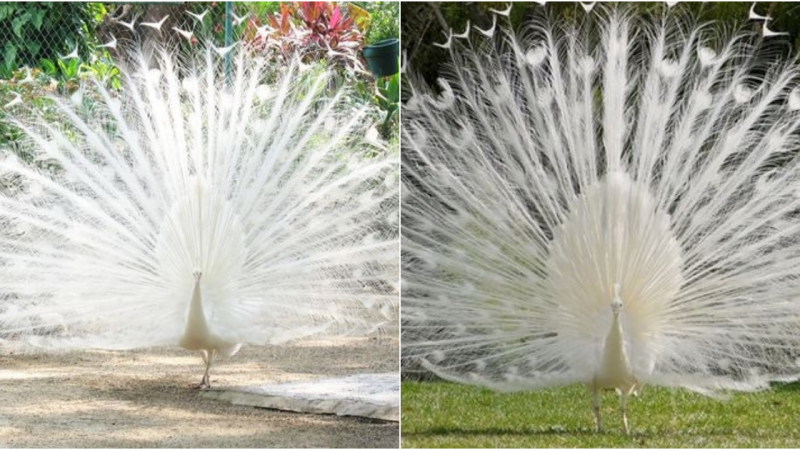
[0,369,61,380]
[0,341,398,447]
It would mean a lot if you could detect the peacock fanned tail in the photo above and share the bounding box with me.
[0,47,398,351]
[402,7,800,395]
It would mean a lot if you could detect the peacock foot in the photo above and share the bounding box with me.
[192,376,211,390]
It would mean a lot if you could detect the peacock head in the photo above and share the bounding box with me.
[610,283,623,316]
[192,270,203,281]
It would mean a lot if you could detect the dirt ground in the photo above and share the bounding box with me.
[0,336,399,448]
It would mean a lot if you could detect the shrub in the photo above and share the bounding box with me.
[0,3,105,78]
[244,2,366,73]
[360,1,399,44]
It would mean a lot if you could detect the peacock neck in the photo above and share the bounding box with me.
[602,312,628,367]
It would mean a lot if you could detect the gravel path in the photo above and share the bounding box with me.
[0,336,398,448]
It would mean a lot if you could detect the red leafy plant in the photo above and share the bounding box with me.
[245,2,366,73]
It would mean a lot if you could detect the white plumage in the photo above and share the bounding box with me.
[0,47,398,387]
[402,7,800,432]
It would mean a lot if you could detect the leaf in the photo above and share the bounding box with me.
[57,59,68,77]
[12,15,28,38]
[267,14,279,30]
[32,9,44,30]
[39,58,56,76]
[329,6,341,31]
[299,2,323,24]
[386,73,400,102]
[280,10,291,35]
[25,41,41,57]
[3,44,17,72]
[347,3,371,32]
[279,3,293,18]
[65,58,79,77]
[0,5,12,22]
[56,57,79,80]
[339,17,354,33]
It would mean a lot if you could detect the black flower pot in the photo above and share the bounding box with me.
[363,38,399,77]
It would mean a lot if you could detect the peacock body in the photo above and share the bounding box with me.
[0,46,398,387]
[402,6,800,432]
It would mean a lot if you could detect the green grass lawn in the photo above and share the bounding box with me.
[401,381,800,447]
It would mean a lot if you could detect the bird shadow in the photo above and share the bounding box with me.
[773,381,800,392]
[405,425,788,441]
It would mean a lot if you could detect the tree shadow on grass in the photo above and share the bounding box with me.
[403,425,782,440]
[772,381,800,392]
[404,426,602,437]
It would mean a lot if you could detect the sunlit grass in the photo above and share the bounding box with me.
[401,381,800,447]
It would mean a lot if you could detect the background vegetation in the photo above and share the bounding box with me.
[0,3,106,78]
[402,2,800,86]
[1,2,400,146]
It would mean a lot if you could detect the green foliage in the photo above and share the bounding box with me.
[80,56,120,90]
[374,71,399,140]
[361,1,399,44]
[402,381,800,447]
[0,2,105,78]
[35,51,120,92]
[243,2,282,18]
[57,58,80,81]
[1,53,119,151]
[342,65,398,143]
[0,66,60,155]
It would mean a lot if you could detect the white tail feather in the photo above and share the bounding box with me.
[0,46,398,351]
[403,10,800,396]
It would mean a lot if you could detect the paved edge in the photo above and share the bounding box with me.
[200,374,399,422]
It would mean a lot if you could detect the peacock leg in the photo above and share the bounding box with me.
[620,391,630,435]
[193,350,210,390]
[591,388,602,432]
[202,350,217,389]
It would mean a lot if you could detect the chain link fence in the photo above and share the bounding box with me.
[0,3,249,80]
[0,3,100,78]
